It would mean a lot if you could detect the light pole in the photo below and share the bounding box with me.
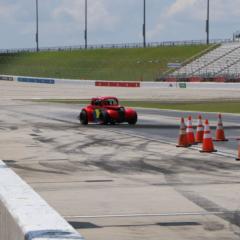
[143,0,146,48]
[206,0,210,44]
[84,0,88,49]
[36,0,39,52]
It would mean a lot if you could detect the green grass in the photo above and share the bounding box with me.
[0,45,210,81]
[34,99,240,114]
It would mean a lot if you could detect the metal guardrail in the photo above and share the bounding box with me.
[0,39,233,54]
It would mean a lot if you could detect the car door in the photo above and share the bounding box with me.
[92,100,102,122]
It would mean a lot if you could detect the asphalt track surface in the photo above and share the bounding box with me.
[1,99,240,240]
[4,101,240,155]
[13,102,239,156]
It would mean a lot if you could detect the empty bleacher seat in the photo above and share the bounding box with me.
[172,42,240,78]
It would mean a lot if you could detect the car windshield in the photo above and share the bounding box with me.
[103,98,118,106]
[92,100,101,106]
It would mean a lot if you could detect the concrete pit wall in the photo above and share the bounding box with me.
[0,161,84,240]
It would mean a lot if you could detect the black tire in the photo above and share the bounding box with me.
[128,113,137,125]
[100,111,110,125]
[79,110,88,125]
[110,120,116,125]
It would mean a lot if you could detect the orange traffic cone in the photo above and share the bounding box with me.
[176,117,190,148]
[236,141,240,161]
[195,114,204,143]
[200,119,217,153]
[186,116,196,145]
[215,114,228,141]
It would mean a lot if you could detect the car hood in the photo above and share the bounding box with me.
[104,106,124,110]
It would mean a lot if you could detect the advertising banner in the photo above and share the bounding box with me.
[0,76,14,81]
[95,81,140,88]
[18,77,55,84]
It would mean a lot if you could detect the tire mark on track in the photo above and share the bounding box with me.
[4,105,240,233]
[164,165,240,233]
[7,163,66,175]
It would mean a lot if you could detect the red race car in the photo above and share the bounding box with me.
[79,96,137,125]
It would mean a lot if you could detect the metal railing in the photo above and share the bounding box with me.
[0,39,233,54]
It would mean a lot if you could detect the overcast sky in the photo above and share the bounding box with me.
[0,0,240,49]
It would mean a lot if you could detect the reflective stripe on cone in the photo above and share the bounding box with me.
[186,116,196,145]
[177,117,190,148]
[215,113,228,142]
[195,114,204,143]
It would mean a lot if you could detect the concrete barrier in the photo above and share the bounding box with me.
[0,75,14,81]
[0,160,84,240]
[18,77,55,84]
[2,74,240,90]
[179,82,240,90]
[95,81,140,88]
[142,81,240,89]
[56,78,95,87]
[141,81,177,88]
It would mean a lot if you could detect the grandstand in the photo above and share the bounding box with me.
[172,41,240,80]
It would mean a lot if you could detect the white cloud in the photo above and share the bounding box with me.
[147,0,200,40]
[53,0,119,31]
[165,0,197,17]
[211,0,240,21]
[0,2,17,22]
[162,0,240,23]
[147,23,165,40]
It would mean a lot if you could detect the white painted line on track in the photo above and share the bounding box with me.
[135,107,240,117]
[190,145,237,159]
[64,211,238,219]
[107,128,237,159]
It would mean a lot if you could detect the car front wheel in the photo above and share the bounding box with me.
[128,113,137,125]
[79,110,88,125]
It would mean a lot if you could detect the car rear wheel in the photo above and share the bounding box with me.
[128,114,137,125]
[79,110,88,125]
